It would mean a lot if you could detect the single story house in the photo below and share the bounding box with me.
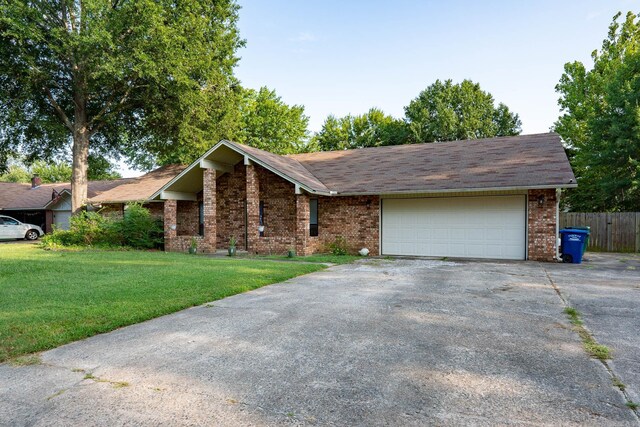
[150,133,576,262]
[0,165,182,231]
[0,177,127,232]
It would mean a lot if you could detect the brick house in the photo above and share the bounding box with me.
[151,133,576,261]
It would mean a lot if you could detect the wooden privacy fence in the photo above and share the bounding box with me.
[559,212,640,252]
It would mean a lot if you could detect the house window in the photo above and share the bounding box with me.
[198,201,204,236]
[259,201,265,237]
[309,199,318,237]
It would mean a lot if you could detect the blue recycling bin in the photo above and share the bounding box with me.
[559,228,589,264]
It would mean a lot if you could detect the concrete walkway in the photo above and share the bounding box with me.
[1,257,638,426]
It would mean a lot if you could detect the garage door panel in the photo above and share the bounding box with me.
[382,196,526,260]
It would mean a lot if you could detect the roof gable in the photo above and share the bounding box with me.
[150,140,331,200]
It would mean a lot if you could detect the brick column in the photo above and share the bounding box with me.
[202,168,217,252]
[295,193,310,256]
[527,189,557,262]
[164,199,177,251]
[246,164,260,253]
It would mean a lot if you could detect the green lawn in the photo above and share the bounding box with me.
[0,244,325,362]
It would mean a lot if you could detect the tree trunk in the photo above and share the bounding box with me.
[71,70,89,214]
[71,124,89,214]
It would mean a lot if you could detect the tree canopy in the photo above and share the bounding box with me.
[313,81,520,151]
[314,108,408,151]
[404,79,521,143]
[0,156,121,183]
[0,0,243,211]
[235,87,309,154]
[555,11,640,212]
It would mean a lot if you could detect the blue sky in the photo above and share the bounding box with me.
[121,0,635,176]
[235,0,636,134]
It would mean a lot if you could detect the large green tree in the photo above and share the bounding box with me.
[235,87,309,154]
[555,11,640,212]
[0,156,122,183]
[404,79,521,143]
[314,108,408,151]
[0,0,243,212]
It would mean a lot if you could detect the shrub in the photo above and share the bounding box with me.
[72,211,117,245]
[42,204,162,250]
[41,230,80,248]
[328,236,348,256]
[113,203,163,249]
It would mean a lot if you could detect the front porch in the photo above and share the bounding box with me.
[161,154,313,256]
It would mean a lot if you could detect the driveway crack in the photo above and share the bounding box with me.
[542,265,640,423]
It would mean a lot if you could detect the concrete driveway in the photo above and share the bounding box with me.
[1,256,638,426]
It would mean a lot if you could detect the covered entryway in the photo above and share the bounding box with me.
[381,195,526,260]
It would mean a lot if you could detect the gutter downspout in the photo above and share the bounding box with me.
[555,188,561,261]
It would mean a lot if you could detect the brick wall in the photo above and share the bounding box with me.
[246,164,260,253]
[145,202,164,220]
[295,193,311,256]
[217,162,246,250]
[248,165,297,255]
[306,195,380,256]
[201,168,216,252]
[527,189,557,262]
[164,199,178,251]
[176,200,198,236]
[45,210,54,233]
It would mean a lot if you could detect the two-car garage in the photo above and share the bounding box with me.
[381,195,527,260]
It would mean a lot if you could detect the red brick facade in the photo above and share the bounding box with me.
[304,195,380,256]
[217,163,246,250]
[163,163,382,256]
[527,189,558,262]
[246,164,260,252]
[251,166,297,254]
[163,162,558,261]
[176,201,198,236]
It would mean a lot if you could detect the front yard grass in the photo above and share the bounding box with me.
[0,244,325,363]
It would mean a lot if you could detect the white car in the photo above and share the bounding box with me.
[0,215,44,241]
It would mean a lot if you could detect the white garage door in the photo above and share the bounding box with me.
[53,211,71,231]
[381,196,526,260]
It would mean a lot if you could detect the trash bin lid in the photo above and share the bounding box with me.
[560,228,590,235]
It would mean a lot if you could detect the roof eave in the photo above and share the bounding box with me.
[89,200,140,205]
[332,183,578,197]
[0,207,48,211]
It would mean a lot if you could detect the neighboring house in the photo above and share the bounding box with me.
[0,166,182,231]
[0,177,128,232]
[87,164,185,218]
[150,133,576,262]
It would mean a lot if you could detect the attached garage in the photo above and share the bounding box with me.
[381,195,527,260]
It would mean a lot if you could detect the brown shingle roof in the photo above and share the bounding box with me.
[288,133,576,194]
[0,179,130,210]
[88,164,186,203]
[224,141,330,193]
